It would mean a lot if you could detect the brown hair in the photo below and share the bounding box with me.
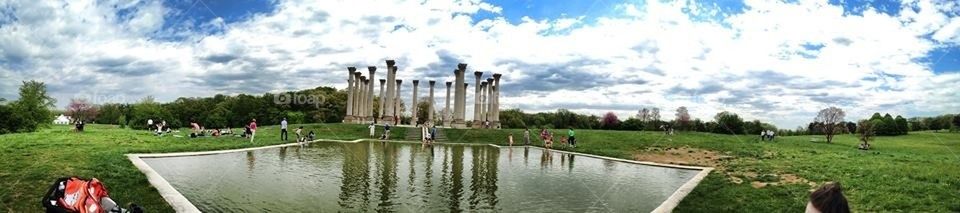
[809,182,850,213]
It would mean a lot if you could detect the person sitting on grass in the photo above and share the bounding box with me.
[805,182,850,213]
[211,128,221,137]
[308,131,315,141]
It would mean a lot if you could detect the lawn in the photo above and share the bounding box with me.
[1,124,958,212]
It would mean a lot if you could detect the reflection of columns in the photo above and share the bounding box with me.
[479,82,487,126]
[444,81,452,127]
[395,79,403,124]
[428,80,436,126]
[492,73,502,128]
[452,64,467,128]
[382,60,396,123]
[366,67,376,122]
[378,79,386,122]
[472,71,483,127]
[411,80,420,125]
[485,78,494,122]
[344,67,356,123]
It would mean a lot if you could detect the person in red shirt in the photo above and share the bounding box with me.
[249,119,258,143]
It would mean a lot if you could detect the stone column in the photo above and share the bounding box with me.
[353,72,363,123]
[363,78,371,123]
[411,80,419,125]
[366,67,376,122]
[395,79,403,125]
[492,73,502,128]
[378,79,386,122]
[428,80,435,126]
[444,81,452,127]
[462,83,468,127]
[359,77,366,123]
[344,67,356,123]
[452,64,467,128]
[472,71,483,127]
[479,81,487,128]
[382,60,396,123]
[485,78,494,122]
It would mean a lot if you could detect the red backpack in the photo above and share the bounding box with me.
[42,177,110,213]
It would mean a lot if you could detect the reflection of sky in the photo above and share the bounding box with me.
[142,142,701,212]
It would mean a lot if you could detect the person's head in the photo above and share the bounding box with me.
[298,126,303,129]
[252,118,256,122]
[806,182,850,213]
[283,118,287,121]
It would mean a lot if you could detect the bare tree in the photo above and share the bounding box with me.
[857,119,874,149]
[637,108,650,122]
[651,107,661,122]
[814,107,845,143]
[675,106,690,128]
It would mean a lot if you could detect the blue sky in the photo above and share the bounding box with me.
[1,0,959,128]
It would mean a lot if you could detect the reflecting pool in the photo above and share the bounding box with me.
[142,142,701,212]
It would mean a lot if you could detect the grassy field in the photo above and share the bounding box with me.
[1,124,958,212]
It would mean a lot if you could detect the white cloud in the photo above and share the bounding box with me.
[0,0,958,128]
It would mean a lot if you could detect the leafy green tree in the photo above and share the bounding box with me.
[713,111,745,134]
[895,115,908,135]
[953,115,960,132]
[499,108,527,129]
[11,81,56,132]
[130,96,175,130]
[118,114,127,129]
[0,104,27,134]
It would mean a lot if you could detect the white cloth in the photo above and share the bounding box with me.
[280,120,288,129]
[369,124,376,136]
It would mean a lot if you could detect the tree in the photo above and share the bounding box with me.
[499,109,527,129]
[894,115,908,135]
[621,117,643,130]
[880,114,896,135]
[601,112,620,130]
[857,119,875,148]
[814,107,845,143]
[65,98,99,122]
[11,81,56,132]
[713,111,745,134]
[953,115,960,132]
[675,106,690,130]
[637,108,650,122]
[650,107,661,122]
[0,104,27,134]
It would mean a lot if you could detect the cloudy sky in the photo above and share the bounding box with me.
[1,0,958,128]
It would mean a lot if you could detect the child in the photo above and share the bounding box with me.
[295,126,304,143]
[806,182,850,213]
[559,136,568,148]
[508,133,514,146]
[544,133,553,149]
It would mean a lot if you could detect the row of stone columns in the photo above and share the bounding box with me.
[343,61,500,128]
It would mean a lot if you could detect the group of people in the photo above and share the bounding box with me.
[537,127,576,148]
[760,130,776,141]
[280,118,315,144]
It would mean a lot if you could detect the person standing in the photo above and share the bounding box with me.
[368,123,376,138]
[147,119,154,131]
[508,133,514,146]
[567,128,576,148]
[249,119,258,143]
[523,128,531,145]
[280,118,288,141]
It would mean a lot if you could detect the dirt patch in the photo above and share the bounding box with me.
[632,146,733,167]
[633,146,815,189]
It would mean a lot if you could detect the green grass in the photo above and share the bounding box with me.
[1,124,958,212]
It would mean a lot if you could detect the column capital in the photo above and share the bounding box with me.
[429,80,436,86]
[359,76,367,81]
[379,79,386,83]
[486,78,494,83]
[480,82,487,87]
[412,80,419,85]
[457,63,467,70]
[396,79,403,84]
[446,81,452,86]
[354,72,362,78]
[386,60,396,67]
[348,67,357,72]
[473,71,483,77]
[493,73,502,79]
[367,66,376,72]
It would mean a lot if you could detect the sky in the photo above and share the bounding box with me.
[0,0,958,129]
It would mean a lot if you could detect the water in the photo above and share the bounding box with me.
[142,142,701,212]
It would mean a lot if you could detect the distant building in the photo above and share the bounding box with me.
[54,114,71,125]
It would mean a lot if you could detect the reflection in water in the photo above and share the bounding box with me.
[144,142,701,212]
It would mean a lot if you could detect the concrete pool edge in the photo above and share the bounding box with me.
[127,139,714,213]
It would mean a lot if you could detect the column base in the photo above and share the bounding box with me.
[381,115,396,124]
[472,120,484,128]
[451,119,467,129]
[343,116,356,123]
[411,117,419,125]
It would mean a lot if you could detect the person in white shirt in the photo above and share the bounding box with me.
[368,123,376,138]
[280,118,288,141]
[147,119,154,131]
